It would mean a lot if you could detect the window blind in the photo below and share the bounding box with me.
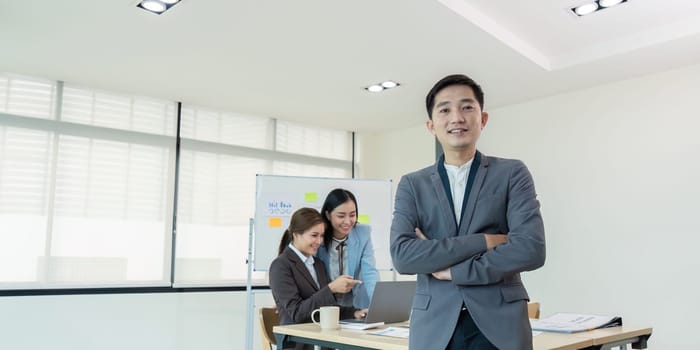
[174,106,352,286]
[276,120,352,160]
[0,75,175,289]
[1,74,353,290]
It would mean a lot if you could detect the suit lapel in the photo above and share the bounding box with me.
[314,259,329,287]
[285,248,320,291]
[431,162,458,237]
[346,229,359,278]
[459,152,490,236]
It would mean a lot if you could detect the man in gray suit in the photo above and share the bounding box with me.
[390,74,546,350]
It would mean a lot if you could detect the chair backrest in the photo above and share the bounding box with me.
[528,302,541,319]
[259,307,279,350]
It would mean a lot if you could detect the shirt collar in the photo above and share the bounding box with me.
[288,243,314,264]
[332,236,348,245]
[444,158,473,172]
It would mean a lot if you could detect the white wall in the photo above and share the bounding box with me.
[366,63,700,348]
[478,63,700,348]
[0,291,275,350]
[355,123,434,193]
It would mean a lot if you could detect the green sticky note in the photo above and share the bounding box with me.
[358,214,370,224]
[304,192,318,203]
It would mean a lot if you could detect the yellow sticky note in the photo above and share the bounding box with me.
[269,217,283,228]
[304,192,318,203]
[358,214,370,224]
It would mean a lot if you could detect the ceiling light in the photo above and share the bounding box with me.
[599,0,624,7]
[366,85,384,93]
[137,0,181,15]
[571,0,628,17]
[365,80,401,93]
[574,3,599,16]
[140,0,166,13]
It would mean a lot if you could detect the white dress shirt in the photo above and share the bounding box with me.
[444,158,473,225]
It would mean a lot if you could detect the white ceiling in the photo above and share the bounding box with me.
[2,0,700,132]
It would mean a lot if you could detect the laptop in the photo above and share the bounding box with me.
[340,280,416,325]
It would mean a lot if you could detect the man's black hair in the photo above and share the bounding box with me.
[425,74,485,119]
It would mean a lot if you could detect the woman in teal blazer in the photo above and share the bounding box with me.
[316,188,379,309]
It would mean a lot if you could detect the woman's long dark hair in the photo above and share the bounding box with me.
[277,207,325,255]
[320,188,358,249]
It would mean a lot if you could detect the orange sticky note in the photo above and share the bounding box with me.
[269,217,283,228]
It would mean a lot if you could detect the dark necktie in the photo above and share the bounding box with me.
[336,241,346,276]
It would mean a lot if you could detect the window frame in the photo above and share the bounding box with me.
[0,75,355,295]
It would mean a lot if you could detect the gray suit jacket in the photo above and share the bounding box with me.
[390,151,546,350]
[269,247,356,350]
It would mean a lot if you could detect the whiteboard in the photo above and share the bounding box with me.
[254,174,393,271]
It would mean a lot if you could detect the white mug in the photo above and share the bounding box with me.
[311,306,340,330]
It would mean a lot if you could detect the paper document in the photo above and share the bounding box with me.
[339,321,384,330]
[531,313,622,333]
[369,326,409,339]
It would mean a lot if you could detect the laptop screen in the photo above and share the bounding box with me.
[344,280,416,324]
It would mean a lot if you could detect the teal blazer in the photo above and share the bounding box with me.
[316,223,379,309]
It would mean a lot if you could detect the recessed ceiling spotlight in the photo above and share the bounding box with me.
[574,3,599,16]
[137,0,181,15]
[366,85,384,93]
[571,0,628,17]
[365,80,400,93]
[599,0,624,7]
[140,0,166,13]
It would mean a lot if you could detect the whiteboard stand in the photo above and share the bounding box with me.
[245,218,254,350]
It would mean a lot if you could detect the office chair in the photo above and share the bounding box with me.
[528,302,541,319]
[259,307,280,350]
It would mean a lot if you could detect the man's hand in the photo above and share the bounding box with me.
[416,228,452,280]
[415,227,428,240]
[432,268,452,280]
[484,234,508,249]
[328,275,362,294]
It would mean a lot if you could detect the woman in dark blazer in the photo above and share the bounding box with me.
[269,207,366,350]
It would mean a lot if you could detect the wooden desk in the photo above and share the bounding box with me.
[573,325,653,350]
[274,323,652,350]
[274,323,406,350]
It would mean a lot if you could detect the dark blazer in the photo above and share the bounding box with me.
[390,151,546,350]
[269,246,356,350]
